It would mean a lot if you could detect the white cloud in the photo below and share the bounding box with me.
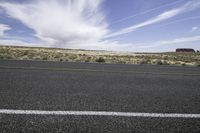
[0,0,109,48]
[191,26,199,32]
[0,37,132,52]
[113,0,184,24]
[0,24,11,37]
[106,0,200,38]
[80,35,200,52]
[96,35,200,52]
[0,39,39,47]
[192,26,198,31]
[136,35,200,49]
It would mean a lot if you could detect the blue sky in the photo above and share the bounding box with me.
[0,0,200,52]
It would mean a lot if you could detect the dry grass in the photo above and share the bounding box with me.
[0,46,200,67]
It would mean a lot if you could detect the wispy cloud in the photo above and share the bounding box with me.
[0,24,11,37]
[136,35,200,49]
[107,0,200,38]
[113,0,184,24]
[97,35,200,52]
[0,0,108,48]
[192,26,198,31]
[191,26,200,32]
[155,16,200,28]
[0,39,40,47]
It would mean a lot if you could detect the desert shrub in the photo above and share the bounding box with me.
[60,59,63,62]
[23,51,29,56]
[34,57,41,60]
[64,53,69,57]
[42,57,48,60]
[163,55,169,60]
[0,48,9,53]
[182,63,186,66]
[0,55,4,59]
[54,54,60,58]
[2,54,13,59]
[85,57,92,62]
[69,55,77,60]
[139,59,149,64]
[96,57,105,63]
[162,61,169,65]
[196,62,200,67]
[118,60,126,64]
[156,60,163,65]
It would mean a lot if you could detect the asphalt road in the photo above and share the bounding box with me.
[0,60,200,133]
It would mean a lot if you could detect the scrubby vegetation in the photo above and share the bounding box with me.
[96,57,105,63]
[0,46,200,67]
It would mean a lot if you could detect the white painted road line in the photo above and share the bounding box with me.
[0,109,200,118]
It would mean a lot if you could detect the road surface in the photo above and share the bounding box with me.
[0,60,200,133]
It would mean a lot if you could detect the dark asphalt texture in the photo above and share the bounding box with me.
[0,60,200,133]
